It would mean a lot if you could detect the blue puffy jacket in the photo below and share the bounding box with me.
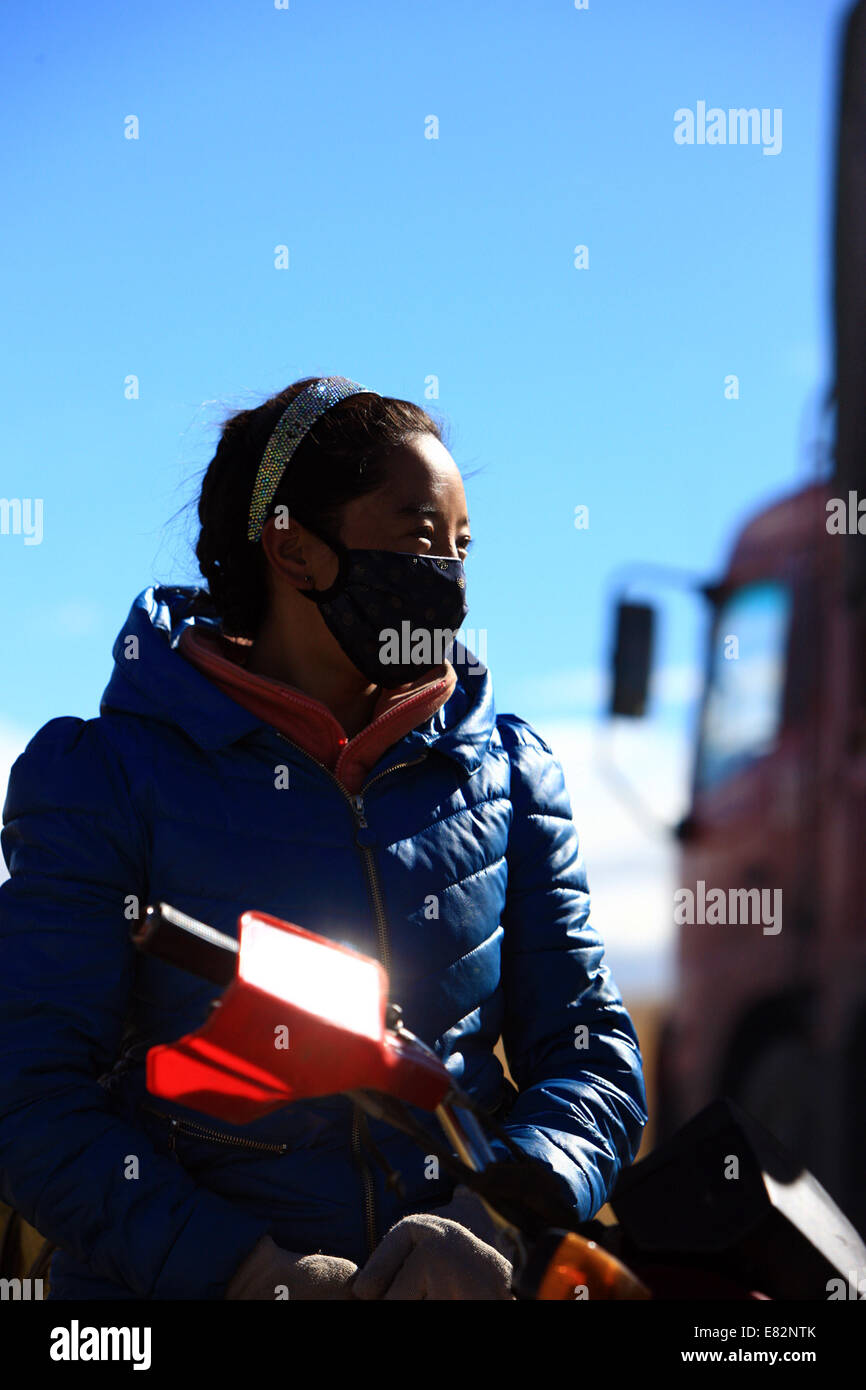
[0,585,647,1300]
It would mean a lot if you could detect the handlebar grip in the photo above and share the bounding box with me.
[132,902,238,987]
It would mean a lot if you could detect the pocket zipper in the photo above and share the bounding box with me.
[139,1101,289,1155]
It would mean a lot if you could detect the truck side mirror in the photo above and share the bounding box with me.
[609,601,655,717]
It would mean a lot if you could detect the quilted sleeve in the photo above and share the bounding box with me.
[0,716,272,1298]
[492,714,648,1220]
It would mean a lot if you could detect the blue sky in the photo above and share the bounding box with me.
[0,0,851,990]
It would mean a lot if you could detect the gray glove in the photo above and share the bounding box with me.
[224,1234,358,1300]
[432,1184,520,1262]
[351,1187,516,1301]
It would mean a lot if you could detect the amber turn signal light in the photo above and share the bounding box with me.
[535,1231,651,1301]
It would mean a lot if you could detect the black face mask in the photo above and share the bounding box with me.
[299,544,469,688]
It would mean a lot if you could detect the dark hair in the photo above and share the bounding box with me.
[195,377,447,639]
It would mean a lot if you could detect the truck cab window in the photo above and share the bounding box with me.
[695,580,792,792]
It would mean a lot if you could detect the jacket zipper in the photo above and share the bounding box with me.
[273,730,426,1257]
[347,792,391,974]
[139,1101,289,1154]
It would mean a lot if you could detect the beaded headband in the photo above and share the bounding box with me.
[246,376,380,541]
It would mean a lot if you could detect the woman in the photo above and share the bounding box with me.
[0,376,647,1301]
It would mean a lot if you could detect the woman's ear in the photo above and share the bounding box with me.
[260,516,339,591]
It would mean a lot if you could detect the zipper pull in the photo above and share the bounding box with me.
[168,1119,179,1160]
[351,795,377,848]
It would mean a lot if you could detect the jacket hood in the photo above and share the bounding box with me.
[99,586,498,775]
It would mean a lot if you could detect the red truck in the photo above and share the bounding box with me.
[608,0,866,1237]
